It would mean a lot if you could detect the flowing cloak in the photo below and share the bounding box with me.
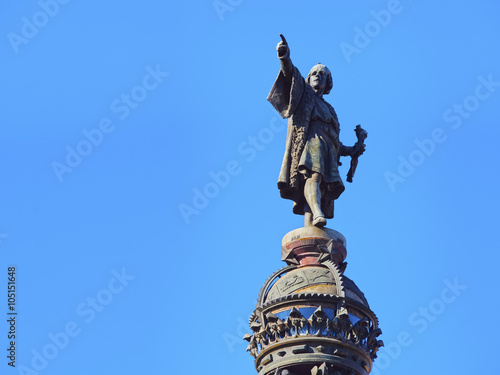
[267,65,345,218]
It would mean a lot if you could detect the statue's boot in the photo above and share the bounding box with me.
[313,215,327,227]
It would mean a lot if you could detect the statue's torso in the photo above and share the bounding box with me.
[308,95,340,148]
[310,96,337,125]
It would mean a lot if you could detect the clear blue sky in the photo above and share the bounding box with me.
[1,1,499,374]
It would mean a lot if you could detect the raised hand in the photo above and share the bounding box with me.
[277,33,290,59]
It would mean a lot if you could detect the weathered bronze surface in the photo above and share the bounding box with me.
[268,35,367,228]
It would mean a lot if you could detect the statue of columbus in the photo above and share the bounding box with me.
[268,35,367,227]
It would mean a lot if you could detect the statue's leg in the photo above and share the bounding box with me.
[304,205,313,227]
[304,173,326,227]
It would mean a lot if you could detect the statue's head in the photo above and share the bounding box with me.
[306,63,333,95]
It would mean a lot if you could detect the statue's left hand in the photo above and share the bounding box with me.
[353,143,365,157]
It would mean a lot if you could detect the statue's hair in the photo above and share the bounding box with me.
[306,63,333,95]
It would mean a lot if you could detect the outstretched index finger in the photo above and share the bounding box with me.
[279,34,288,45]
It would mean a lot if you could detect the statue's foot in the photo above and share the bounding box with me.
[312,215,327,227]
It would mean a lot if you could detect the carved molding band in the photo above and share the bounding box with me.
[244,305,383,361]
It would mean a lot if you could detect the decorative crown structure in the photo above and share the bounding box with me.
[244,227,383,375]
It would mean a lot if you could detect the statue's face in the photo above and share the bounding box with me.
[308,65,329,93]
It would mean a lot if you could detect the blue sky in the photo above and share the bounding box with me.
[1,1,499,374]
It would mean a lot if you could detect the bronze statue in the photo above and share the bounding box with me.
[267,35,367,227]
